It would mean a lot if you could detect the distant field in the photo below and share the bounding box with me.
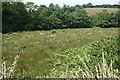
[85,8,118,15]
[2,28,118,77]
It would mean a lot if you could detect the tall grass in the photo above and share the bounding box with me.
[0,52,118,78]
[0,54,20,79]
[78,52,118,78]
[48,52,119,78]
[2,28,118,76]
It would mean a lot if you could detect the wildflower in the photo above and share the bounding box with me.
[40,33,43,35]
[12,33,18,35]
[50,34,56,37]
[4,41,7,42]
[99,31,103,33]
[6,37,11,40]
[88,33,92,34]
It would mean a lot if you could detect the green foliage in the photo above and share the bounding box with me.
[87,37,119,69]
[50,36,119,77]
[2,2,119,33]
[83,3,93,8]
[67,7,92,28]
[91,10,118,28]
[83,3,118,8]
[47,14,63,29]
[2,2,30,33]
[48,52,118,78]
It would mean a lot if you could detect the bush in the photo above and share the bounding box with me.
[91,10,118,28]
[49,36,119,78]
[87,37,119,69]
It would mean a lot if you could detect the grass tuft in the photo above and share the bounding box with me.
[1,54,20,79]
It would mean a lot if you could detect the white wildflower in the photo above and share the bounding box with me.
[35,42,40,44]
[4,41,7,42]
[40,33,43,35]
[99,31,103,33]
[6,37,11,40]
[88,33,92,34]
[50,34,56,37]
[12,33,18,35]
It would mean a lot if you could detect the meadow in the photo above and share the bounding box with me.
[2,28,119,77]
[85,8,118,15]
[2,3,119,78]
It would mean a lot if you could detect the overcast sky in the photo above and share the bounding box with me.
[23,0,119,6]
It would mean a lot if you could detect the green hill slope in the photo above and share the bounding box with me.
[85,8,118,15]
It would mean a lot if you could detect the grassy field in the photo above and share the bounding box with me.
[2,28,118,77]
[85,8,118,15]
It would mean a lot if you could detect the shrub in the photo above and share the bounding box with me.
[91,10,118,28]
[49,36,119,78]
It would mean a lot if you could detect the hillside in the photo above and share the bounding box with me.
[85,8,118,15]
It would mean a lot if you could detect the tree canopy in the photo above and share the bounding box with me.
[2,2,119,33]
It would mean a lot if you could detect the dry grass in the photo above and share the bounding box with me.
[78,52,118,78]
[47,52,119,78]
[0,54,20,79]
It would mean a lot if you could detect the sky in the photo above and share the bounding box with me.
[23,0,119,7]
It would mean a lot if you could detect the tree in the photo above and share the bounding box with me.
[67,7,92,28]
[25,2,39,13]
[83,3,93,8]
[36,5,49,30]
[86,3,93,8]
[48,14,63,29]
[91,10,118,28]
[2,2,118,33]
[2,2,29,33]
[48,3,55,15]
[54,4,60,10]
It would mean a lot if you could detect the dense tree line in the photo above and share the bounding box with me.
[83,3,119,8]
[2,2,119,33]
